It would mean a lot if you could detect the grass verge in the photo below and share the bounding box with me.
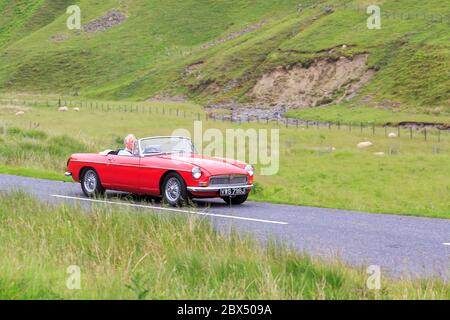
[0,192,448,299]
[0,165,70,182]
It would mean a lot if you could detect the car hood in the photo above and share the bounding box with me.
[161,154,246,175]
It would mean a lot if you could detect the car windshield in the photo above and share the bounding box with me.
[139,137,195,156]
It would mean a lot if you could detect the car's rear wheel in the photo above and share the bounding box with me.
[221,194,249,205]
[81,168,105,198]
[162,173,188,207]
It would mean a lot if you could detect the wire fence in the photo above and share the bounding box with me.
[1,98,448,142]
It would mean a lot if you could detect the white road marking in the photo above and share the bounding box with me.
[443,243,450,246]
[50,194,289,225]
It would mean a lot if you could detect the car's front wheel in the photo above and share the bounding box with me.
[81,168,105,198]
[221,194,249,205]
[162,173,188,207]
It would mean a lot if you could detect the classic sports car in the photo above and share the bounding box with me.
[65,136,254,206]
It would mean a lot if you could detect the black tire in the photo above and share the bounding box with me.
[80,168,105,198]
[162,172,188,207]
[221,194,249,205]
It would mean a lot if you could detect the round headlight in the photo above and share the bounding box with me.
[191,167,202,179]
[245,165,254,177]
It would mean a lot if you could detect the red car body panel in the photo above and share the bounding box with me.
[66,152,253,198]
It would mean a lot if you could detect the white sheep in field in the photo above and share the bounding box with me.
[357,141,373,149]
[73,107,80,112]
[58,106,69,112]
[15,111,25,116]
[388,132,397,138]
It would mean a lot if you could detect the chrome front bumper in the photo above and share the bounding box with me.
[64,172,72,177]
[187,184,253,193]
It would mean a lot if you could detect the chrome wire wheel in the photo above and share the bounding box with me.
[165,177,181,203]
[81,168,105,198]
[83,170,97,193]
[162,173,188,207]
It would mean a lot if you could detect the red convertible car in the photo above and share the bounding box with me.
[65,136,254,206]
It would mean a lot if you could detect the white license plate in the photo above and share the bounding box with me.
[220,187,246,196]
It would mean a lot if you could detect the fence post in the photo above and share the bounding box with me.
[438,129,441,142]
[410,127,412,139]
[424,128,427,141]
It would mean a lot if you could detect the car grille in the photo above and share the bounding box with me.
[209,175,248,187]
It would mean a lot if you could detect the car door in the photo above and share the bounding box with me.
[137,156,164,194]
[105,154,141,192]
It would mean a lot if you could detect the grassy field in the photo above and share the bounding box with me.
[286,104,449,126]
[0,0,448,115]
[1,99,449,218]
[0,192,448,299]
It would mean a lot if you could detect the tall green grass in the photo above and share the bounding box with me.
[0,192,448,299]
[0,126,92,171]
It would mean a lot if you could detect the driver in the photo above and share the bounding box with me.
[118,134,136,156]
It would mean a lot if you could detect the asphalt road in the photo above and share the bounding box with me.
[0,174,449,280]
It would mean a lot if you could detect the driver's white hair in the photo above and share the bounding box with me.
[124,134,136,145]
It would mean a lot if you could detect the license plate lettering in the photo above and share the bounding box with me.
[220,188,246,196]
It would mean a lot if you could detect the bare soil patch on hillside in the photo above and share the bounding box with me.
[250,54,374,108]
[50,9,127,42]
[81,9,127,33]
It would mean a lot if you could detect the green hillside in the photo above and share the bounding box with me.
[0,0,449,114]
